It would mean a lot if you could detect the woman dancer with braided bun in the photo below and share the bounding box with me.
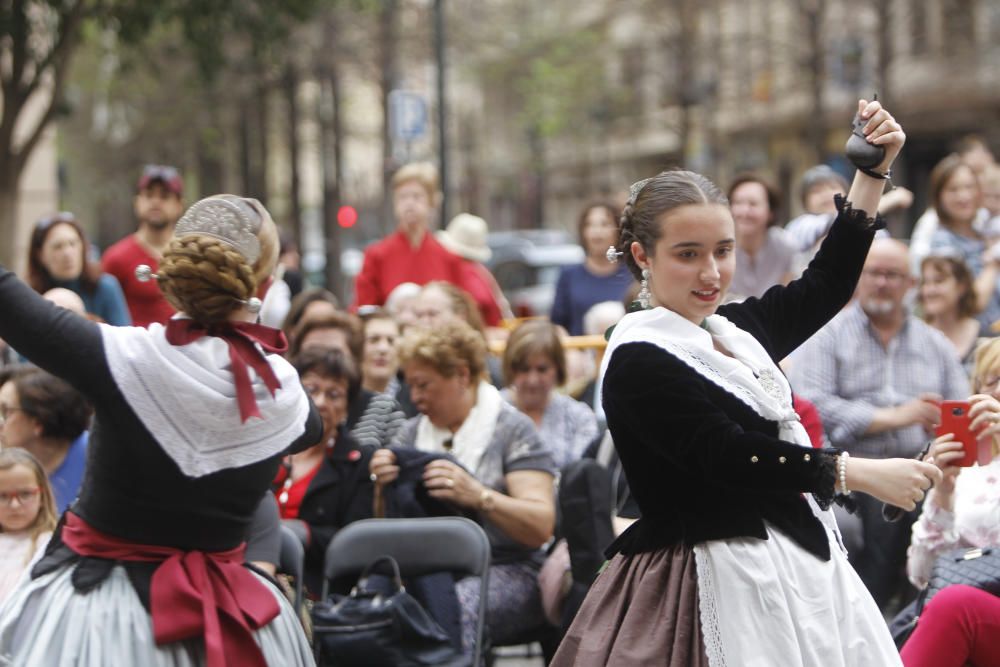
[552,101,941,666]
[0,195,321,666]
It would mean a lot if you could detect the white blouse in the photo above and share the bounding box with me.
[907,456,1000,588]
[0,531,51,605]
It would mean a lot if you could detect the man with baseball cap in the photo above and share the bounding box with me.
[102,165,185,327]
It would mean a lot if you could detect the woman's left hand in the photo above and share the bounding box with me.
[423,459,484,509]
[968,394,1000,436]
[856,98,906,173]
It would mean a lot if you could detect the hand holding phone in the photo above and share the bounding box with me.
[936,401,978,467]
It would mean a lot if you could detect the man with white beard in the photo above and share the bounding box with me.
[789,238,968,614]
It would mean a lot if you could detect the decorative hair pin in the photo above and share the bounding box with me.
[135,264,263,313]
[135,264,159,282]
[606,246,624,264]
[626,177,653,206]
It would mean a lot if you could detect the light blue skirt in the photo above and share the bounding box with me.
[0,563,314,666]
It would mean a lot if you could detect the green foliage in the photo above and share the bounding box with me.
[480,27,615,141]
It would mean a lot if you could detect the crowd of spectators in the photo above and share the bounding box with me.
[3,142,1000,664]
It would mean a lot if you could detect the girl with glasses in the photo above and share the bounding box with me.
[0,448,57,605]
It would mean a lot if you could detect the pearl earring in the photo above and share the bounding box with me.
[638,268,651,309]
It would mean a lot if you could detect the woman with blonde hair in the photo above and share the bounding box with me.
[902,337,1000,665]
[370,319,557,656]
[0,195,321,665]
[0,448,57,605]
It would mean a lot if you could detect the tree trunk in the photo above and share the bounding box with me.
[320,16,345,300]
[0,172,21,270]
[284,65,302,249]
[379,0,399,236]
[875,0,892,104]
[803,0,827,163]
[252,63,270,206]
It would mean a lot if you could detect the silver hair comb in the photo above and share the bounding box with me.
[174,196,262,264]
[606,246,624,264]
[626,177,653,206]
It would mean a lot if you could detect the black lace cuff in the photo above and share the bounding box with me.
[834,194,886,231]
[813,449,840,511]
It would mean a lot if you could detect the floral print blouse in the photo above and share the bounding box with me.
[907,455,1000,588]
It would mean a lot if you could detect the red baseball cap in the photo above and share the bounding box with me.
[137,164,183,197]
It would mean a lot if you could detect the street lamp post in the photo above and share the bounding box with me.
[434,0,449,226]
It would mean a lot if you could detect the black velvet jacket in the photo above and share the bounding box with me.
[605,197,882,562]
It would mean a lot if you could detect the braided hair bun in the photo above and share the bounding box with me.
[157,195,279,324]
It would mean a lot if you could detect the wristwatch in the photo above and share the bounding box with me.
[479,489,496,513]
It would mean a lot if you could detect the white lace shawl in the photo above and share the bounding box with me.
[414,381,502,475]
[100,322,310,478]
[601,307,844,666]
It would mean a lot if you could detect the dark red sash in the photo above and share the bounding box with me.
[165,318,287,422]
[62,513,280,667]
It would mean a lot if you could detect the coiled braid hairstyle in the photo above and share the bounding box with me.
[615,169,729,282]
[157,196,279,324]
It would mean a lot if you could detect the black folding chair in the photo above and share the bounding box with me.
[322,517,491,663]
[278,523,306,616]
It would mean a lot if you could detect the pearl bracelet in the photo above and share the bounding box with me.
[838,452,850,495]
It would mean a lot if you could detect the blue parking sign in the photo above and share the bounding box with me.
[389,90,427,141]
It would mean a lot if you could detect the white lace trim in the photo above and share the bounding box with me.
[694,544,727,667]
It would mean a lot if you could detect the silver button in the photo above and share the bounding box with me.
[779,456,786,464]
[803,453,811,462]
[751,456,759,463]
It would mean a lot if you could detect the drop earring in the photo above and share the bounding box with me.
[638,268,651,309]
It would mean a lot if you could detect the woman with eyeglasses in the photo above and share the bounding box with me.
[0,366,93,514]
[900,337,1000,666]
[274,347,374,595]
[26,213,131,326]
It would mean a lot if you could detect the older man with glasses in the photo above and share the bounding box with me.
[102,165,185,327]
[788,237,969,615]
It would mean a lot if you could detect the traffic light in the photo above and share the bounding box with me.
[337,205,358,229]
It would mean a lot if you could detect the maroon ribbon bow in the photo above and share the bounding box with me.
[62,513,280,667]
[165,318,288,423]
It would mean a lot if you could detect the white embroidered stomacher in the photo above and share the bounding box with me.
[101,322,310,478]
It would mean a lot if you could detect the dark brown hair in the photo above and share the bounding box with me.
[281,288,341,340]
[289,311,364,361]
[26,214,103,294]
[614,170,729,282]
[502,320,567,386]
[7,368,92,441]
[576,202,620,247]
[727,173,781,227]
[920,254,980,320]
[930,154,981,227]
[291,347,362,405]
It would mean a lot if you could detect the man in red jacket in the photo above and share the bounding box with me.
[102,165,184,327]
[351,163,468,309]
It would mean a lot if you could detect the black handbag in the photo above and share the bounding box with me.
[311,555,462,667]
[891,546,1000,649]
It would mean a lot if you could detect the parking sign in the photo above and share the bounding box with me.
[389,90,428,141]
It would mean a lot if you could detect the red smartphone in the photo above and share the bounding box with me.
[936,401,978,467]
